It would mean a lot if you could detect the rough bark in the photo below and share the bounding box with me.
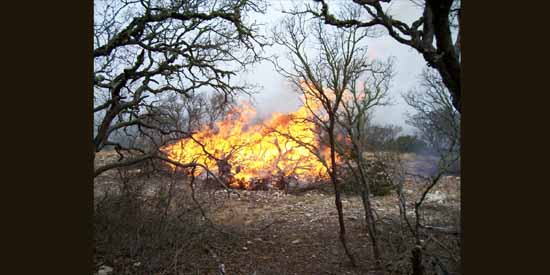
[304,0,461,112]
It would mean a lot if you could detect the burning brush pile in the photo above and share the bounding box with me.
[162,101,332,190]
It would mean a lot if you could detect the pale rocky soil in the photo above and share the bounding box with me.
[199,176,460,275]
[94,151,460,275]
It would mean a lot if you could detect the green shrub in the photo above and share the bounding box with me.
[392,135,428,153]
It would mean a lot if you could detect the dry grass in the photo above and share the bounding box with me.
[94,152,461,274]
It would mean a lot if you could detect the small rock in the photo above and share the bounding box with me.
[291,239,301,244]
[133,262,141,267]
[425,190,447,204]
[348,216,358,221]
[242,246,248,251]
[247,240,253,244]
[97,265,113,275]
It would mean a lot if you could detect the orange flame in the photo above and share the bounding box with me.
[161,82,356,189]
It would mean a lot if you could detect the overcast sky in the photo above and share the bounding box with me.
[237,0,428,134]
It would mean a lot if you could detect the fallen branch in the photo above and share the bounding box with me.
[94,153,240,197]
[422,225,459,236]
[256,218,281,231]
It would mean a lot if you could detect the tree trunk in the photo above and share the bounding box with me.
[353,141,384,271]
[411,245,425,275]
[426,0,461,113]
[328,122,356,267]
[360,187,384,268]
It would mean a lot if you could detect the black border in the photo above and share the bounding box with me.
[462,1,549,274]
[3,0,547,274]
[3,1,93,274]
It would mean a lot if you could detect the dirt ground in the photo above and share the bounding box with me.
[198,179,459,275]
[94,151,461,275]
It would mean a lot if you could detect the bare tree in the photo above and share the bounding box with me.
[404,67,460,159]
[391,145,459,274]
[272,11,387,266]
[387,67,461,274]
[334,57,394,270]
[292,0,462,112]
[93,0,267,176]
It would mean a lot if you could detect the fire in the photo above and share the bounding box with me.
[160,81,364,189]
[162,98,331,189]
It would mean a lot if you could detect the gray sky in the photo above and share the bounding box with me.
[238,0,428,134]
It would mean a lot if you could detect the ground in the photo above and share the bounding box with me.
[94,151,461,275]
